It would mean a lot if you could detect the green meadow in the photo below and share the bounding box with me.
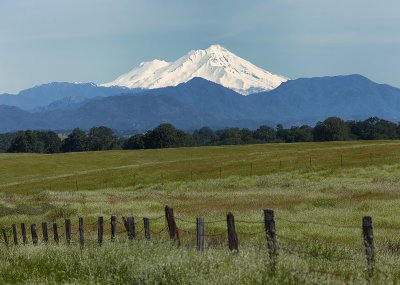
[1,141,400,284]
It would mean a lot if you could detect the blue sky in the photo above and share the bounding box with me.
[1,0,399,93]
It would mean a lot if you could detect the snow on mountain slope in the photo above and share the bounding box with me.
[102,45,287,95]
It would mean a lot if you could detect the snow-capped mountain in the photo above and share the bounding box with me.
[102,45,287,95]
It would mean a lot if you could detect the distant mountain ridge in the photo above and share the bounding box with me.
[0,82,142,111]
[1,75,400,133]
[101,45,287,95]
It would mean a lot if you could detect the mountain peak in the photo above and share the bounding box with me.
[205,44,229,53]
[101,45,287,95]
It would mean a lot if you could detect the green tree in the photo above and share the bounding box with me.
[39,131,62,153]
[216,128,243,145]
[8,130,44,153]
[124,134,145,150]
[0,132,22,152]
[143,124,180,149]
[61,128,89,152]
[358,117,398,140]
[192,127,217,146]
[313,117,349,141]
[253,125,276,143]
[240,128,255,144]
[88,126,115,151]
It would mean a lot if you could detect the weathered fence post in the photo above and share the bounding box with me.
[226,212,238,252]
[31,224,38,246]
[53,223,59,244]
[21,223,28,245]
[98,216,104,246]
[165,206,176,239]
[362,216,374,279]
[143,217,151,240]
[79,217,84,249]
[165,206,180,246]
[65,219,71,245]
[2,229,9,248]
[264,209,278,268]
[196,217,205,254]
[111,215,117,242]
[42,222,49,244]
[127,216,135,240]
[12,224,18,246]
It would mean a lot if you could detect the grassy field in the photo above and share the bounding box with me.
[1,141,400,284]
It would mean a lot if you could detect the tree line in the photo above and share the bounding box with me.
[2,116,400,153]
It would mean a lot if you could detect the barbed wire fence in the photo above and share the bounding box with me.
[1,206,400,282]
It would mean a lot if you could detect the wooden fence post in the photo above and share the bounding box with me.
[165,206,176,239]
[127,216,135,240]
[363,216,374,279]
[264,209,278,267]
[21,223,28,245]
[65,219,71,246]
[111,215,117,242]
[53,223,59,244]
[31,224,38,246]
[12,224,18,246]
[98,216,104,246]
[79,217,84,249]
[196,217,205,253]
[2,229,9,248]
[143,218,151,240]
[226,212,238,252]
[165,206,180,246]
[42,222,49,244]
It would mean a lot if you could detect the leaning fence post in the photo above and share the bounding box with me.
[42,222,49,244]
[143,217,151,240]
[65,219,71,245]
[2,229,9,248]
[362,216,374,279]
[53,223,59,244]
[165,206,180,246]
[12,224,18,246]
[196,217,205,253]
[31,224,38,246]
[226,212,238,252]
[111,215,117,242]
[21,223,28,245]
[98,216,104,246]
[79,217,84,249]
[264,209,278,268]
